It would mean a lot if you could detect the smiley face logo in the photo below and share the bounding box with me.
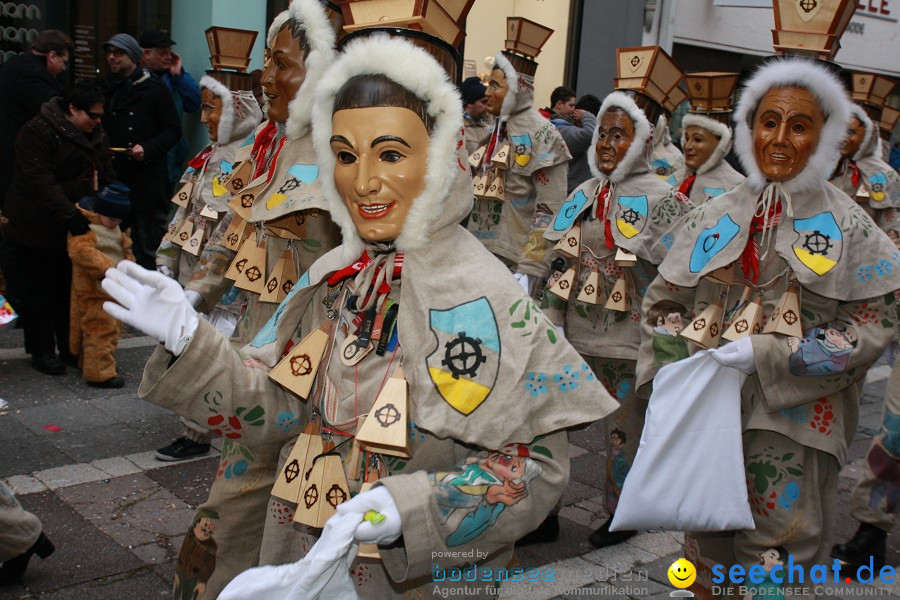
[667,558,696,589]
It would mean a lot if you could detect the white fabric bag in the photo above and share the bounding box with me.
[610,350,756,532]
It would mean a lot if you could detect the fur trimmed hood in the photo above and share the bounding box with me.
[311,34,470,260]
[732,57,852,194]
[493,52,532,119]
[849,104,879,162]
[588,91,653,184]
[681,113,733,176]
[199,75,262,145]
[284,0,337,139]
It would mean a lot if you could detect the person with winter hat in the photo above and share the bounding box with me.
[541,45,691,549]
[636,57,899,598]
[668,72,745,204]
[68,182,134,388]
[102,25,619,598]
[460,75,492,155]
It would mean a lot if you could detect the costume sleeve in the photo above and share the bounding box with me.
[516,162,568,278]
[378,430,568,582]
[562,112,596,157]
[171,71,201,114]
[138,318,308,446]
[184,212,239,313]
[140,85,181,162]
[67,231,113,278]
[751,293,897,411]
[14,124,79,227]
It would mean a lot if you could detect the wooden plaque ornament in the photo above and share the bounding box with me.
[199,204,220,220]
[260,250,298,304]
[762,283,803,337]
[184,226,205,257]
[490,143,510,170]
[269,322,332,400]
[547,266,577,301]
[293,444,350,528]
[604,273,630,312]
[224,237,257,280]
[682,299,725,349]
[355,367,411,459]
[575,268,603,305]
[172,218,194,248]
[171,181,193,208]
[723,296,764,342]
[161,218,180,244]
[272,421,324,502]
[553,223,582,259]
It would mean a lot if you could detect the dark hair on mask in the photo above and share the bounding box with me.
[333,74,433,132]
[60,81,105,113]
[277,17,311,60]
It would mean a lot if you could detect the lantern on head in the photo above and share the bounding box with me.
[205,27,258,88]
[614,46,686,124]
[684,72,739,125]
[501,17,554,77]
[771,0,856,60]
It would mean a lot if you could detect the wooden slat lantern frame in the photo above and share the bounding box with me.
[206,26,258,73]
[338,0,473,48]
[880,106,900,137]
[685,72,739,114]
[504,17,554,60]
[771,0,856,60]
[851,72,897,109]
[614,46,686,114]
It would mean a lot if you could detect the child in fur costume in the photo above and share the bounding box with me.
[68,183,133,388]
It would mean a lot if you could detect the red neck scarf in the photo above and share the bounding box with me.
[592,184,615,250]
[250,121,286,181]
[186,147,213,170]
[328,251,404,297]
[678,173,696,197]
[739,200,783,283]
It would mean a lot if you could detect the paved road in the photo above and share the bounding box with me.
[1,328,897,599]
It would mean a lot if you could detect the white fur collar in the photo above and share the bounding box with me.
[732,57,852,194]
[285,0,337,139]
[681,114,733,176]
[312,34,466,260]
[493,52,520,119]
[850,104,878,162]
[588,91,653,184]
[267,10,289,46]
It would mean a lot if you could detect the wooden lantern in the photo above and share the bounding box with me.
[880,106,900,138]
[505,17,554,60]
[355,367,411,458]
[851,72,896,109]
[685,72,739,114]
[604,273,630,312]
[576,268,603,305]
[762,283,803,338]
[547,266,577,301]
[681,300,724,349]
[663,84,688,115]
[771,0,856,60]
[339,0,467,48]
[553,223,582,259]
[272,421,324,502]
[205,27,258,72]
[614,46,686,113]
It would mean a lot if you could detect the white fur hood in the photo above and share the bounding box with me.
[199,76,263,145]
[681,113,733,176]
[850,104,879,162]
[732,57,852,194]
[588,91,653,184]
[493,52,533,119]
[284,0,337,139]
[312,34,471,260]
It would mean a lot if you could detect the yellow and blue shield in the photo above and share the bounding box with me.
[512,134,532,167]
[615,195,648,239]
[868,172,888,203]
[266,164,319,210]
[792,211,842,276]
[427,297,500,416]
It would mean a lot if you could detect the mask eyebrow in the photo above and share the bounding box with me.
[330,135,352,146]
[372,135,410,149]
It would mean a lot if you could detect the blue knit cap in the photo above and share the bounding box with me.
[81,183,131,219]
[102,33,142,65]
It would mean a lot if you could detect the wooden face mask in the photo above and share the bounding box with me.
[595,109,635,175]
[752,86,824,182]
[683,125,718,171]
[840,116,866,159]
[330,106,430,243]
[261,24,307,124]
[486,68,508,117]
[200,88,224,142]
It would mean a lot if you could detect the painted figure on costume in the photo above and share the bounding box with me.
[742,547,787,600]
[647,299,690,366]
[173,509,219,600]
[606,428,630,511]
[787,325,858,376]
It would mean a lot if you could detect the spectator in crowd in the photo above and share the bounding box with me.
[0,29,73,209]
[0,480,55,584]
[139,30,201,194]
[540,85,576,120]
[552,93,600,193]
[102,33,180,270]
[1,82,114,375]
[460,76,492,155]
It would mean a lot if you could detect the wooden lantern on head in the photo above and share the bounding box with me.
[614,46,686,124]
[502,17,554,77]
[338,0,475,49]
[879,106,900,141]
[206,26,258,73]
[851,72,896,110]
[771,0,856,60]
[685,72,738,123]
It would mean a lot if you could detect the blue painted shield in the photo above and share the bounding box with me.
[651,158,672,176]
[868,172,888,202]
[250,270,312,348]
[552,189,590,232]
[288,164,319,185]
[615,195,648,239]
[792,211,842,276]
[689,215,740,273]
[703,187,726,198]
[219,160,234,176]
[426,297,500,415]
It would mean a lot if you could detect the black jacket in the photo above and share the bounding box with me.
[102,68,181,211]
[3,99,114,251]
[0,52,65,207]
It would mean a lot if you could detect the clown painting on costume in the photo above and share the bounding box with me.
[787,324,858,376]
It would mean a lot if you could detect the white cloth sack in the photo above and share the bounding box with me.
[218,511,360,600]
[610,350,756,532]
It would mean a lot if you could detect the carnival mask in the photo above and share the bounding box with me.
[752,87,824,182]
[595,109,635,175]
[330,107,429,242]
[486,68,508,117]
[200,88,224,142]
[840,116,866,159]
[261,24,307,124]
[683,125,718,171]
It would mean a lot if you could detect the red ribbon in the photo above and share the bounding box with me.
[593,185,615,250]
[327,252,404,298]
[678,173,696,197]
[250,121,284,181]
[739,201,783,283]
[186,147,212,170]
[850,161,861,189]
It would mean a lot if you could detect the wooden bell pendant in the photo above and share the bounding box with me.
[227,182,262,220]
[604,273,630,312]
[682,300,725,349]
[355,367,411,459]
[762,283,803,337]
[473,173,490,199]
[576,267,603,305]
[171,218,194,248]
[222,217,252,252]
[485,170,506,201]
[356,472,382,559]
[723,296,763,342]
[268,322,331,400]
[706,263,735,285]
[548,266,578,301]
[260,250,298,304]
[171,180,193,208]
[554,223,582,259]
[293,443,350,528]
[272,421,324,502]
[468,145,486,168]
[161,217,180,244]
[199,203,219,220]
[491,143,511,169]
[183,224,205,257]
[614,247,637,267]
[224,159,252,194]
[230,240,267,294]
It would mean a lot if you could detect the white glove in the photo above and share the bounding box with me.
[335,485,402,545]
[102,260,199,356]
[709,336,757,374]
[513,272,531,294]
[157,264,174,278]
[184,289,203,309]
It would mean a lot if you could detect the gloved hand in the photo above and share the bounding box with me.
[184,289,203,309]
[709,336,757,374]
[102,260,199,355]
[157,265,174,278]
[66,210,91,236]
[513,272,531,294]
[335,485,402,545]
